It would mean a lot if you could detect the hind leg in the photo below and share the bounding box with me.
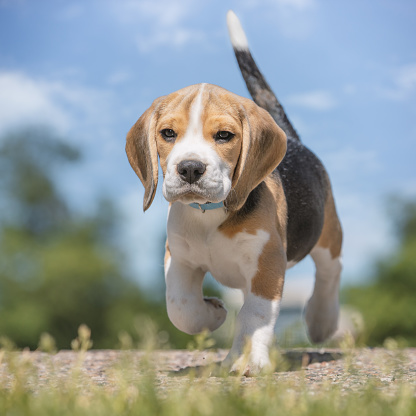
[305,192,342,343]
[306,247,342,343]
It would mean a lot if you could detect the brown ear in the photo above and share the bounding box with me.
[225,99,287,211]
[126,98,162,211]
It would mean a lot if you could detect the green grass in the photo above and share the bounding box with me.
[0,326,415,416]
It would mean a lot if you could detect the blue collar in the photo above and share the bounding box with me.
[189,201,225,212]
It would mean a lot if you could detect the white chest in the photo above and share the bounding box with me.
[167,203,270,290]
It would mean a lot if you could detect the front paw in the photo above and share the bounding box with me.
[204,297,226,310]
[222,352,272,377]
[203,297,227,330]
[305,297,339,343]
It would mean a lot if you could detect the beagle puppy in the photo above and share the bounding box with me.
[126,11,342,375]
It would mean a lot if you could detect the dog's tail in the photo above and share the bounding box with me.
[226,10,300,142]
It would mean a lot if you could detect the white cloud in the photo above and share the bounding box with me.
[0,72,71,133]
[106,69,132,86]
[378,63,416,101]
[0,70,114,139]
[242,0,318,39]
[136,28,204,53]
[275,0,317,39]
[107,0,205,52]
[110,0,189,25]
[395,63,416,91]
[343,84,357,95]
[286,90,337,111]
[322,147,381,176]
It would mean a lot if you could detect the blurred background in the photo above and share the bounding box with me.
[0,0,415,350]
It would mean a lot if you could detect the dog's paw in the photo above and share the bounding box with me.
[222,352,272,377]
[203,297,227,330]
[305,298,339,343]
[204,297,226,310]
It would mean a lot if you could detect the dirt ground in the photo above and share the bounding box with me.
[3,348,415,395]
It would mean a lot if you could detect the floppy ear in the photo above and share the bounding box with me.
[126,98,162,211]
[225,99,287,211]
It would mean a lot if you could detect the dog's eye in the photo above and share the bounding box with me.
[214,131,235,142]
[160,129,177,142]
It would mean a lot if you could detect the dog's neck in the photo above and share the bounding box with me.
[188,201,225,213]
[171,201,229,231]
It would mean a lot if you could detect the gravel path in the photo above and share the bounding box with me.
[2,348,416,395]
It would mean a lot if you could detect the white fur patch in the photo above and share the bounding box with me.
[162,84,232,204]
[188,83,205,134]
[167,203,270,290]
[165,202,280,374]
[286,260,298,269]
[226,10,249,51]
[223,294,280,375]
[165,256,227,335]
[305,247,342,343]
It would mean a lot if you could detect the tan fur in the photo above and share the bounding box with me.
[164,240,171,267]
[126,87,201,210]
[219,176,286,239]
[251,230,286,300]
[264,176,287,252]
[127,60,343,370]
[127,83,340,304]
[225,96,287,211]
[127,84,287,212]
[156,90,197,175]
[219,176,288,300]
[315,188,343,259]
[126,99,161,211]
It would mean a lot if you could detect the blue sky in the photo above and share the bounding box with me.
[0,0,415,292]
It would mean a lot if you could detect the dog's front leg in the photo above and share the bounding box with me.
[165,257,227,334]
[222,231,286,376]
[222,293,280,376]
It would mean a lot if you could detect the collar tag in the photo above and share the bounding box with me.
[189,201,225,213]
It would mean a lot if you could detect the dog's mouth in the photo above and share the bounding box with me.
[163,173,232,206]
[170,190,213,204]
[164,184,223,205]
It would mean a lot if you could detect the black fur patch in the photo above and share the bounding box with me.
[234,49,300,141]
[238,181,264,219]
[274,137,328,262]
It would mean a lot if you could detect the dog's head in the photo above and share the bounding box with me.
[126,83,287,211]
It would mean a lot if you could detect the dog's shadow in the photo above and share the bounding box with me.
[168,350,343,377]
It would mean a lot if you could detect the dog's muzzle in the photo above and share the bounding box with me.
[177,160,206,184]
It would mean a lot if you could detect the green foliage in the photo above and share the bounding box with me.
[0,126,79,235]
[0,126,195,349]
[344,198,416,346]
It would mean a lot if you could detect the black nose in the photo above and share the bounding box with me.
[177,160,206,184]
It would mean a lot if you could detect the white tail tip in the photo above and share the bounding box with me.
[226,10,249,51]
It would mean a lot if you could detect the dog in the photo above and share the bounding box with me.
[126,10,342,375]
